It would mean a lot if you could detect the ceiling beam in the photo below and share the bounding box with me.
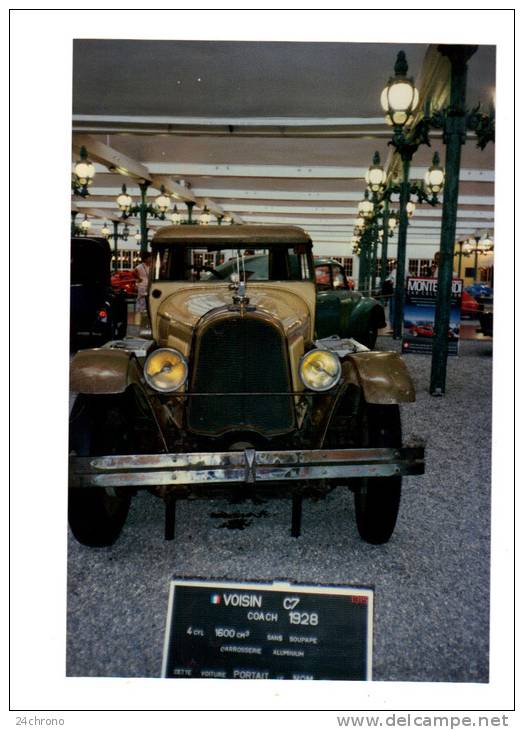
[71,115,394,139]
[213,203,494,220]
[196,198,225,217]
[149,175,196,203]
[190,188,495,205]
[89,185,495,207]
[143,162,494,183]
[72,115,483,141]
[72,206,122,222]
[72,134,152,182]
[237,214,485,229]
[74,186,495,208]
[74,156,240,222]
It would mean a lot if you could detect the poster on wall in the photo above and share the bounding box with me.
[402,277,463,355]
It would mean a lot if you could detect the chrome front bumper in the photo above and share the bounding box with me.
[69,446,424,489]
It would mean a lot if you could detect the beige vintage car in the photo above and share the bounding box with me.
[69,225,423,547]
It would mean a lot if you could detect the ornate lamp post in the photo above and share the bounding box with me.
[358,190,375,219]
[429,45,494,396]
[72,146,95,197]
[79,215,91,236]
[454,237,474,279]
[380,52,420,129]
[168,203,217,226]
[108,221,130,267]
[199,206,213,225]
[379,53,424,339]
[465,231,494,282]
[71,211,78,237]
[362,146,445,319]
[116,183,172,253]
[165,201,202,225]
[170,205,182,225]
[379,208,398,285]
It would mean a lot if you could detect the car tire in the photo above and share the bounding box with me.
[361,326,378,350]
[354,403,402,544]
[111,291,128,340]
[68,394,132,547]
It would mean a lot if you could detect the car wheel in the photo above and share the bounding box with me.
[68,394,132,547]
[111,291,128,340]
[354,403,402,544]
[360,326,378,350]
[112,318,127,340]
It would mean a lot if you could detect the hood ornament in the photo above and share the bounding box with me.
[229,250,256,313]
[231,280,255,312]
[232,280,249,305]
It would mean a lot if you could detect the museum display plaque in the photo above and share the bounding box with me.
[402,276,463,355]
[162,579,373,680]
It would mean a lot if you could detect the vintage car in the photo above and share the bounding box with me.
[70,236,128,350]
[314,258,355,290]
[69,226,424,548]
[111,269,138,297]
[313,258,384,345]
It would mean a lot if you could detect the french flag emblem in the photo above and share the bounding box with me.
[211,594,221,605]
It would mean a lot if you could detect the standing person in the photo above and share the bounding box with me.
[133,251,152,324]
[385,266,397,331]
[432,251,458,278]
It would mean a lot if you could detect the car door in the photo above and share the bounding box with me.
[315,263,352,338]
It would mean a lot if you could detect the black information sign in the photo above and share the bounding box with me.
[161,579,373,680]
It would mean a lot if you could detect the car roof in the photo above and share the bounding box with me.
[314,257,342,266]
[151,224,312,247]
[71,235,112,251]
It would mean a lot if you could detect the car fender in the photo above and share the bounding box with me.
[342,351,415,404]
[346,297,387,336]
[70,348,143,394]
[312,350,415,447]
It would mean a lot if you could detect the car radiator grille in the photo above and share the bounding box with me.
[187,315,294,435]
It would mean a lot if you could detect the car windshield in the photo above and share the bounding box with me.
[151,245,313,283]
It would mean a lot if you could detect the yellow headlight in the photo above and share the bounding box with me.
[299,349,341,392]
[144,348,188,393]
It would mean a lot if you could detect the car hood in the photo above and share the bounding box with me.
[150,282,316,356]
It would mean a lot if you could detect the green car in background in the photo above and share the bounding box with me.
[313,257,386,348]
[201,253,386,349]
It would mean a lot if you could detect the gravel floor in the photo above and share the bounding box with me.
[66,336,492,682]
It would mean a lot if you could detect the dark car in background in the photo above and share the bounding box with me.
[478,307,494,337]
[70,236,127,350]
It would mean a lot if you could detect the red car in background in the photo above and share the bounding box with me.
[461,289,482,318]
[409,323,434,337]
[111,270,137,296]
